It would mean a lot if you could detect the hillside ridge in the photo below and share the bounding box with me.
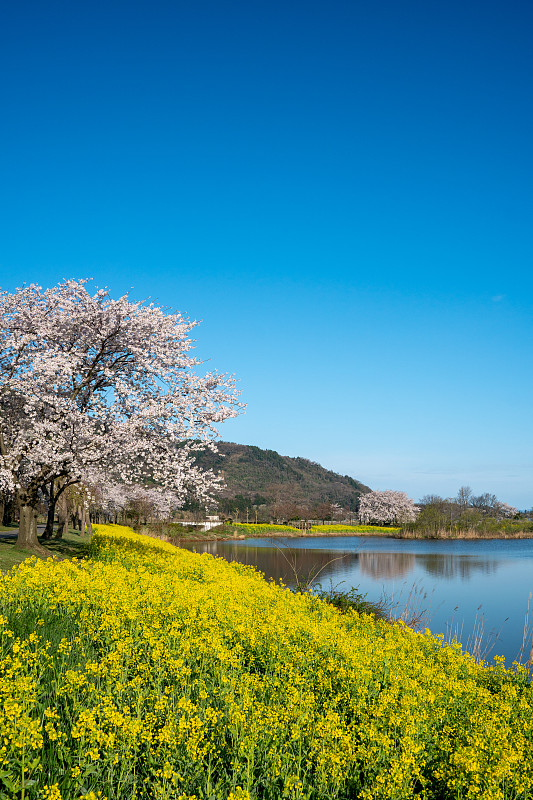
[194,442,371,515]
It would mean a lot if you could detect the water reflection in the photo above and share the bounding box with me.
[182,536,533,665]
[193,541,360,585]
[354,551,499,581]
[359,552,414,579]
[418,554,499,580]
[194,542,501,583]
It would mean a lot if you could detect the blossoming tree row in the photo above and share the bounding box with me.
[0,279,243,550]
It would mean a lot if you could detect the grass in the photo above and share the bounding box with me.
[399,526,533,539]
[41,528,92,559]
[228,522,301,534]
[138,520,533,542]
[312,582,387,620]
[146,522,403,540]
[0,528,92,573]
[135,522,250,543]
[309,523,401,534]
[223,522,401,537]
[401,518,533,538]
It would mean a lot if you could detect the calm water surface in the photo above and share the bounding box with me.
[182,536,533,666]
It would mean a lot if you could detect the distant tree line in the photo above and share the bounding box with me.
[217,491,419,526]
[402,486,527,536]
[216,494,350,525]
[215,487,530,534]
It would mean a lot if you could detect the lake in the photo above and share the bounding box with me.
[181,535,533,667]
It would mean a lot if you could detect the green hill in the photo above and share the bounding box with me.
[194,442,371,516]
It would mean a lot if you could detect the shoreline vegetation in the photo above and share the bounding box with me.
[1,523,532,799]
[136,520,533,543]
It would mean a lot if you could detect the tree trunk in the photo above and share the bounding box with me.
[71,504,82,531]
[42,479,55,540]
[16,499,49,555]
[42,498,56,540]
[3,496,15,526]
[86,514,93,535]
[80,506,86,536]
[55,494,69,540]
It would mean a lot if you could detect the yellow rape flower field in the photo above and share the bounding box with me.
[1,525,532,800]
[230,523,400,535]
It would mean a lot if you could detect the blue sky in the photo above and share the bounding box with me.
[1,0,532,507]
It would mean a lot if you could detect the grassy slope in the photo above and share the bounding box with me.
[0,529,91,572]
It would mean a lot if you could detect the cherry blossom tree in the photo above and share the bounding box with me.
[95,482,179,525]
[358,490,419,525]
[0,280,243,551]
[125,485,178,524]
[330,502,345,520]
[494,501,518,520]
[98,482,130,523]
[53,482,96,538]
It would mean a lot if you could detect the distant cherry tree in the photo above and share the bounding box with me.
[358,490,419,525]
[0,280,243,551]
[495,501,518,520]
[97,482,130,523]
[330,502,345,520]
[126,485,178,523]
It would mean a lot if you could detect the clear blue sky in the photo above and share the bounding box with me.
[1,0,532,507]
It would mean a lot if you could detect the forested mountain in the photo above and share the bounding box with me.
[194,442,371,517]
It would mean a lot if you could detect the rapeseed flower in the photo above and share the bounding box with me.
[0,524,531,799]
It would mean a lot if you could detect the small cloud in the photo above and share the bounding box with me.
[492,294,505,302]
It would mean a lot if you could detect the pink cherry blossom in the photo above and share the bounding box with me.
[358,490,419,525]
[0,279,244,548]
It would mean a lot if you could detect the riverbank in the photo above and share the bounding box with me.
[398,529,533,540]
[136,521,533,543]
[138,521,401,540]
